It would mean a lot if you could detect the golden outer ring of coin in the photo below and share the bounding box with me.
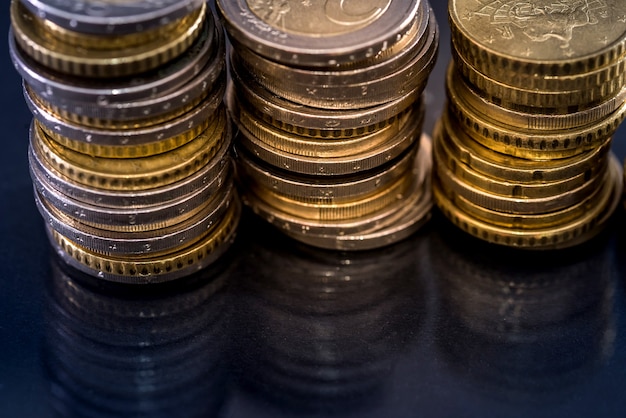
[448,4,626,91]
[28,84,207,130]
[453,46,626,113]
[230,64,422,134]
[433,155,623,250]
[33,113,227,191]
[236,105,423,177]
[29,133,232,209]
[11,1,206,78]
[434,128,607,199]
[33,156,231,233]
[434,171,611,230]
[243,136,433,248]
[236,104,413,158]
[36,182,234,256]
[434,153,607,215]
[41,11,185,50]
[434,115,611,184]
[252,171,414,222]
[236,143,417,203]
[37,113,213,159]
[447,71,626,160]
[231,17,438,109]
[47,197,241,284]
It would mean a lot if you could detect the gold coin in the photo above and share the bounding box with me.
[434,152,607,215]
[449,0,626,91]
[235,102,413,158]
[11,1,206,78]
[48,196,241,284]
[251,172,414,222]
[41,12,185,50]
[447,64,626,159]
[433,155,623,250]
[453,45,626,113]
[434,115,611,184]
[32,111,227,191]
[434,173,611,230]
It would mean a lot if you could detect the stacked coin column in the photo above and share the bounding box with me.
[433,0,626,249]
[9,0,239,283]
[217,0,438,250]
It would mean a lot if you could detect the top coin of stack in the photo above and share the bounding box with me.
[9,0,239,283]
[218,0,439,250]
[433,0,626,249]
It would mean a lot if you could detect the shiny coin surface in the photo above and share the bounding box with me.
[217,0,421,67]
[20,0,205,34]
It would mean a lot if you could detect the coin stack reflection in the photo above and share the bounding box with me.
[433,0,626,249]
[217,0,438,250]
[9,0,239,283]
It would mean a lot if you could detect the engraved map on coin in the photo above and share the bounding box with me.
[452,0,626,59]
[246,0,392,36]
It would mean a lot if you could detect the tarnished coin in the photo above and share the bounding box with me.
[217,0,421,67]
[449,0,626,90]
[20,0,205,35]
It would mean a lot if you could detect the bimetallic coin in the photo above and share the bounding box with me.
[35,182,234,256]
[26,83,225,149]
[11,1,207,78]
[433,155,623,250]
[29,130,232,208]
[9,16,216,107]
[230,8,438,109]
[236,102,424,176]
[217,0,420,67]
[20,0,205,35]
[449,0,626,89]
[47,196,241,284]
[236,142,417,203]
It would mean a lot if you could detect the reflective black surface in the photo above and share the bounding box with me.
[3,2,626,417]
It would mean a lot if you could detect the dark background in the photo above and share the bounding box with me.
[3,2,626,417]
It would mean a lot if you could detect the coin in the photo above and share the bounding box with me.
[216,0,421,67]
[449,0,626,90]
[20,0,205,35]
[11,1,207,78]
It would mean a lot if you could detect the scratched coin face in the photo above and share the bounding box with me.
[217,0,421,66]
[246,0,392,36]
[451,0,626,61]
[20,0,205,34]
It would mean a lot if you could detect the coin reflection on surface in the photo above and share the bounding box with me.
[429,223,616,404]
[229,218,428,415]
[43,252,233,417]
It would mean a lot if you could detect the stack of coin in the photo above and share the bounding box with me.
[217,0,438,250]
[9,0,239,283]
[434,0,626,249]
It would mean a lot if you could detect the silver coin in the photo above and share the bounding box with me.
[26,82,225,146]
[32,155,231,232]
[231,6,438,109]
[21,0,205,34]
[46,196,241,284]
[9,15,220,113]
[217,0,420,67]
[231,62,422,131]
[236,141,417,202]
[28,123,233,208]
[35,181,235,256]
[236,101,424,176]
